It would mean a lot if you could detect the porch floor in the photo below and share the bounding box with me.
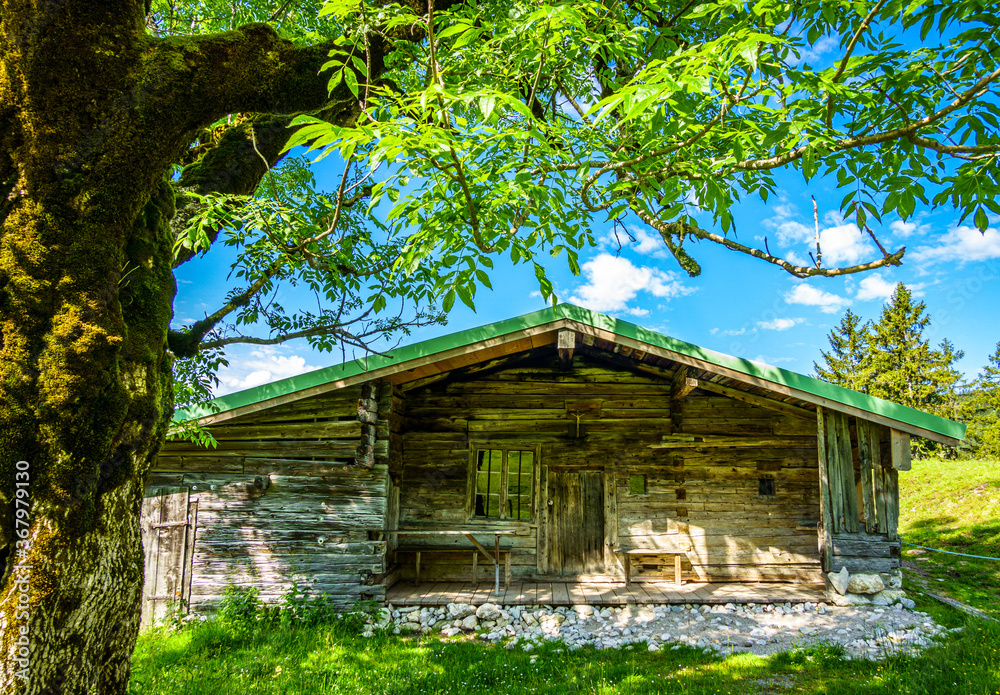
[385,581,829,607]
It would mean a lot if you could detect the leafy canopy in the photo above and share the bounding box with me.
[288,0,1000,311]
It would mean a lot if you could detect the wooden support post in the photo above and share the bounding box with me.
[857,420,878,534]
[624,554,632,587]
[472,551,478,584]
[885,466,899,541]
[494,534,501,593]
[415,551,421,585]
[674,554,682,585]
[504,551,511,588]
[890,429,912,471]
[816,408,835,572]
[874,459,889,535]
[839,414,860,533]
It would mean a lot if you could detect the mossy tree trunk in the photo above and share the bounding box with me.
[0,2,380,692]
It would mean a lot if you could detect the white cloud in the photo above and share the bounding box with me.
[785,283,852,314]
[910,225,1000,265]
[855,274,899,302]
[792,35,839,66]
[568,253,693,316]
[757,317,805,331]
[602,226,669,259]
[888,219,933,239]
[216,348,320,395]
[763,204,875,266]
[711,326,749,337]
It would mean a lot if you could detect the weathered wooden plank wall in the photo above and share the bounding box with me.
[146,383,392,613]
[397,351,824,583]
[818,408,901,576]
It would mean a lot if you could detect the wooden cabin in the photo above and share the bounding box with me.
[140,304,964,623]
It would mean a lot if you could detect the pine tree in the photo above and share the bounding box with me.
[866,284,939,410]
[928,338,966,421]
[814,309,871,392]
[966,343,1000,458]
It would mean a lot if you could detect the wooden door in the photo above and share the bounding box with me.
[547,470,605,575]
[140,488,197,627]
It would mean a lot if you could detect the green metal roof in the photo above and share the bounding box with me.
[177,303,966,442]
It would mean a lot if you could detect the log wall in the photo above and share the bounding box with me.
[396,351,825,583]
[146,382,394,613]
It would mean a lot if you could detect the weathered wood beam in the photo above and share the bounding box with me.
[670,367,698,402]
[399,347,547,392]
[890,429,912,471]
[557,329,576,366]
[574,343,676,382]
[694,379,815,420]
[816,408,835,571]
[355,381,378,468]
[649,434,815,448]
[857,419,878,534]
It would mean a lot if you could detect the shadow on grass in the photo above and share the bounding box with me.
[130,617,1000,695]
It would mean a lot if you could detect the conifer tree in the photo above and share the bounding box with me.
[814,309,871,393]
[866,284,939,411]
[929,338,966,421]
[966,343,1000,458]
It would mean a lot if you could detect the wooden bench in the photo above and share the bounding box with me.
[396,546,512,587]
[619,550,684,586]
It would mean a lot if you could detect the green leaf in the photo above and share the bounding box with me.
[975,206,989,231]
[344,69,359,98]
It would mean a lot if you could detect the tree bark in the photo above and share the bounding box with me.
[0,2,366,692]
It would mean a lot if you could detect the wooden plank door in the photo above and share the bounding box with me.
[547,470,605,576]
[140,488,197,627]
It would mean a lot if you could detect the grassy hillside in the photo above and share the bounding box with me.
[899,458,1000,619]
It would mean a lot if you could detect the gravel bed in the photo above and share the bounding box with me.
[380,599,952,659]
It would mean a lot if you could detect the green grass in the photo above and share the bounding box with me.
[128,617,1000,695]
[129,457,1000,695]
[899,458,1000,619]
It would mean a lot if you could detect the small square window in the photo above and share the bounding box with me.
[629,475,646,495]
[759,477,776,497]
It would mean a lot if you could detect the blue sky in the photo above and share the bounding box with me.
[173,168,1000,397]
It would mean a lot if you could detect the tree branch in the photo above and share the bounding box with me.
[634,211,905,279]
[825,0,890,127]
[167,266,281,357]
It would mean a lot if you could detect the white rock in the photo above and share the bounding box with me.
[847,573,885,595]
[461,615,479,631]
[477,603,503,620]
[448,602,477,619]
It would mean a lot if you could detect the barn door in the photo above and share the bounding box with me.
[140,488,198,627]
[547,470,605,576]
